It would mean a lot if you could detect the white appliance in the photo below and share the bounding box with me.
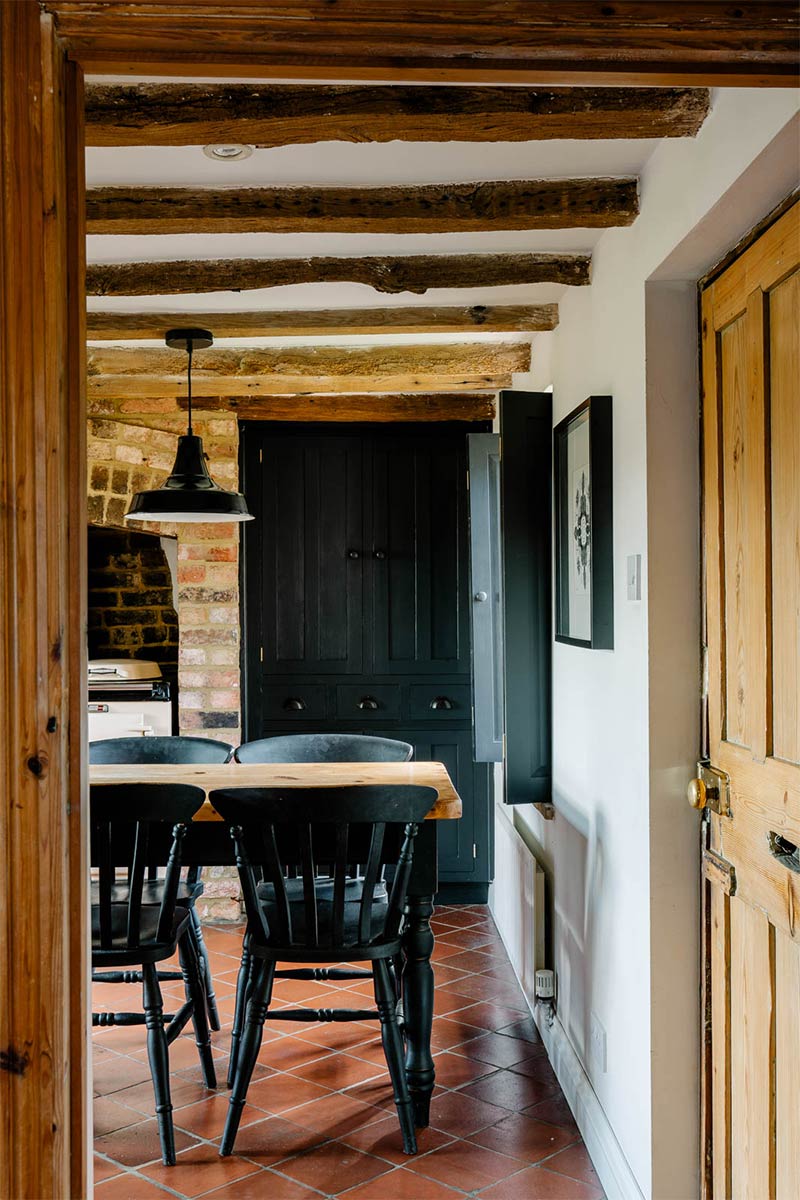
[88,659,174,742]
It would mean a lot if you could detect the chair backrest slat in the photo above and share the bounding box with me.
[90,735,233,764]
[358,822,386,945]
[233,734,413,764]
[209,785,436,954]
[90,784,205,953]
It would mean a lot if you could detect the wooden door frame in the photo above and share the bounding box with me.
[0,4,796,1196]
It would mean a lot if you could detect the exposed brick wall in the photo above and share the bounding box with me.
[87,527,178,690]
[87,412,242,747]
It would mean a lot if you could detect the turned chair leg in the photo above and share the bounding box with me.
[374,958,417,1154]
[227,940,252,1088]
[220,959,275,1156]
[188,903,221,1032]
[179,933,217,1089]
[142,962,176,1166]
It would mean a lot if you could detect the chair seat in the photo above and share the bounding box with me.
[91,903,191,964]
[250,893,400,961]
[91,878,201,906]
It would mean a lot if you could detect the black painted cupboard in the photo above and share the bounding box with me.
[240,423,491,893]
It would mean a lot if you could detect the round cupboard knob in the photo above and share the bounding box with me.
[687,778,707,810]
[347,549,360,559]
[474,590,488,603]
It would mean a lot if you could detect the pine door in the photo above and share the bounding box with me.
[699,200,800,1200]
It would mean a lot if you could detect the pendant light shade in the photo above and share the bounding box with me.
[125,328,253,525]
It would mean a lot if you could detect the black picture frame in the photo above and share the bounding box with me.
[554,395,613,649]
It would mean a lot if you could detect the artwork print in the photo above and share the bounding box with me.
[567,410,591,641]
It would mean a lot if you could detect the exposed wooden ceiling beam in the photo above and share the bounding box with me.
[52,4,800,86]
[86,342,530,397]
[83,84,711,147]
[173,393,496,422]
[86,253,590,297]
[86,178,638,236]
[86,304,558,340]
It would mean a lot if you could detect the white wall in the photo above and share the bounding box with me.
[497,90,799,1200]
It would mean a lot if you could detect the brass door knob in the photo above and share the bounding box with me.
[688,778,708,809]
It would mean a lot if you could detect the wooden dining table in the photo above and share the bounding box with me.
[89,758,463,1127]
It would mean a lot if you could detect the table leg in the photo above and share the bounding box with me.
[401,893,435,1127]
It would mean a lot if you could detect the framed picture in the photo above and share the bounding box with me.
[554,395,613,649]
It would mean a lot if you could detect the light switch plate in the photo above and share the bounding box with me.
[626,554,641,601]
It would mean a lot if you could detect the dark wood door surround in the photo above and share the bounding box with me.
[0,3,795,1195]
[241,423,490,891]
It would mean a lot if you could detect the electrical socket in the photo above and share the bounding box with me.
[590,1012,607,1073]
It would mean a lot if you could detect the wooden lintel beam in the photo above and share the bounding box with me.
[84,83,711,147]
[85,304,559,339]
[174,393,496,422]
[88,375,509,399]
[86,178,638,235]
[86,253,590,297]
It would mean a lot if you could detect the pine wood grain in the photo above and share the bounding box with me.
[89,761,463,821]
[86,304,559,340]
[86,178,639,235]
[775,932,800,1197]
[176,393,496,422]
[84,83,711,147]
[85,252,591,297]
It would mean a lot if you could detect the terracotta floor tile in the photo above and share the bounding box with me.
[94,1118,199,1168]
[435,928,496,951]
[211,1115,327,1167]
[277,1141,391,1192]
[139,1143,262,1197]
[272,977,338,1003]
[455,1032,546,1070]
[544,1143,603,1189]
[477,1164,604,1199]
[172,1093,264,1140]
[244,1071,333,1117]
[294,1022,375,1052]
[110,1075,210,1117]
[430,1051,497,1090]
[130,1034,226,1072]
[430,910,484,930]
[428,963,469,988]
[93,1097,145,1138]
[291,1051,384,1089]
[449,1002,531,1032]
[428,1091,511,1138]
[410,1139,524,1192]
[525,1095,581,1135]
[462,1068,560,1111]
[341,1165,465,1199]
[435,950,503,974]
[430,941,463,963]
[94,1174,177,1199]
[469,1112,577,1164]
[93,1154,123,1184]
[286,1090,387,1138]
[508,1054,560,1084]
[496,1016,543,1044]
[346,1036,393,1068]
[202,1168,323,1199]
[92,1055,154,1097]
[430,1016,485,1050]
[342,1114,453,1166]
[256,1035,332,1073]
[432,988,475,1017]
[445,974,529,1008]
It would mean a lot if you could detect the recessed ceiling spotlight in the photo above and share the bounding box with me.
[203,143,254,161]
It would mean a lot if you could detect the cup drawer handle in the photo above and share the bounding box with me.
[283,697,306,711]
[358,696,379,711]
[430,696,455,710]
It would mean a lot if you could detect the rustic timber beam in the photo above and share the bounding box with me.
[86,304,559,340]
[83,84,711,147]
[86,178,639,236]
[86,342,530,398]
[50,3,800,86]
[173,393,497,422]
[86,253,590,297]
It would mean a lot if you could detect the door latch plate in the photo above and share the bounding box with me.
[698,761,732,818]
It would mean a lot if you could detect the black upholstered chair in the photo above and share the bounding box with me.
[91,783,215,1166]
[89,735,233,1030]
[233,733,413,764]
[210,784,437,1157]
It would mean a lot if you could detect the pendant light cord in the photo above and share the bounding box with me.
[186,340,194,436]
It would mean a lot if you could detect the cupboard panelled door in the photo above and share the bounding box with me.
[701,201,799,1200]
[258,433,364,674]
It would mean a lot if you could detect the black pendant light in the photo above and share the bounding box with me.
[125,328,253,524]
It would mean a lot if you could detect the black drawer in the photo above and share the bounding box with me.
[262,684,327,721]
[335,684,401,721]
[408,684,471,720]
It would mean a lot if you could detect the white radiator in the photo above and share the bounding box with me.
[490,803,545,1008]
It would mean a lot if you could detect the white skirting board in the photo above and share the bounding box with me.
[489,805,645,1200]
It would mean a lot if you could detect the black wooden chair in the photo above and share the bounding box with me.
[233,733,413,763]
[91,783,216,1166]
[89,735,233,1031]
[226,733,413,1086]
[209,784,437,1158]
